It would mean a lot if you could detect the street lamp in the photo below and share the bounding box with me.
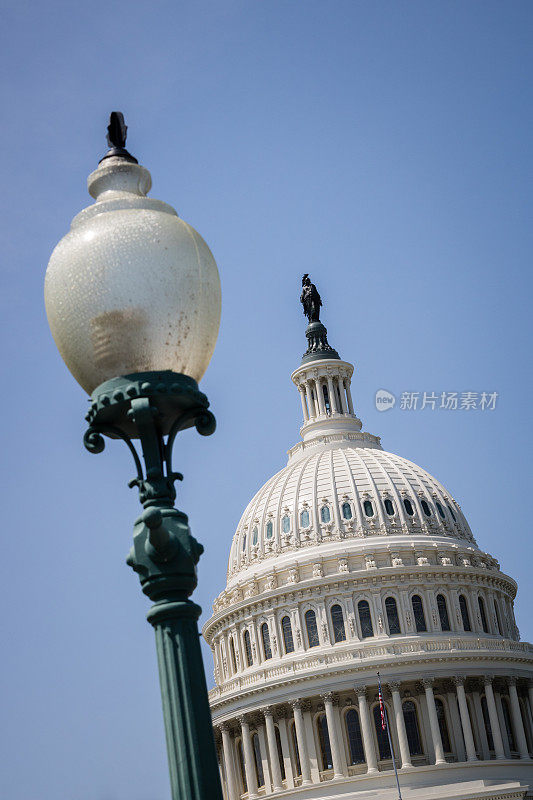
[44,113,224,800]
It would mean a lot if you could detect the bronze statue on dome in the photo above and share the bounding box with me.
[300,274,322,323]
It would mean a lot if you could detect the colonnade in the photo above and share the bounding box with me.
[215,675,533,798]
[297,373,355,423]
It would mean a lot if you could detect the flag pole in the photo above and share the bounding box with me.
[377,672,402,800]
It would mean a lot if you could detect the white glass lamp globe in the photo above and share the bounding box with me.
[44,154,221,395]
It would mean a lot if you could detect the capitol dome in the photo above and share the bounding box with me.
[204,286,533,800]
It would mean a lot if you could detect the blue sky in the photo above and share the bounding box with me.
[1,2,532,798]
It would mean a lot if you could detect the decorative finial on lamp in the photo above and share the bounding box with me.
[99,111,138,164]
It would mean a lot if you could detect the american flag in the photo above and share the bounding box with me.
[377,675,387,730]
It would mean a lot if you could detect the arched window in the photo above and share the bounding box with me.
[478,596,489,633]
[320,505,331,523]
[373,704,392,760]
[481,696,495,751]
[447,504,456,522]
[363,500,374,517]
[345,709,365,764]
[385,596,401,635]
[317,714,333,770]
[243,630,253,667]
[437,594,451,631]
[403,498,414,516]
[494,599,503,635]
[436,502,445,519]
[459,595,471,632]
[252,733,265,787]
[266,520,273,539]
[300,509,310,528]
[421,499,432,516]
[330,604,346,643]
[252,526,258,545]
[236,739,247,792]
[305,610,319,647]
[341,502,352,520]
[281,515,291,533]
[274,725,286,780]
[242,533,247,551]
[261,622,272,660]
[281,615,294,654]
[384,498,395,516]
[358,600,374,638]
[229,637,237,672]
[403,701,423,755]
[411,595,427,632]
[435,698,451,752]
[501,697,516,751]
[289,721,301,775]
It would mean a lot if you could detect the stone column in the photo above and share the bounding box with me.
[508,678,530,759]
[327,376,338,413]
[389,681,412,769]
[345,379,355,414]
[264,708,283,791]
[454,677,477,761]
[291,700,312,785]
[338,378,349,414]
[239,716,259,799]
[483,677,505,759]
[322,693,345,778]
[304,382,315,419]
[220,723,239,800]
[298,386,309,422]
[472,687,490,760]
[257,724,272,792]
[276,713,294,788]
[423,678,446,765]
[355,686,378,774]
[316,379,326,415]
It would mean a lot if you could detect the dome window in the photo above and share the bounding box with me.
[478,596,489,633]
[363,500,374,517]
[411,594,427,632]
[281,515,291,534]
[384,498,395,516]
[330,604,346,643]
[436,502,445,519]
[242,533,247,552]
[266,521,273,539]
[358,600,374,638]
[385,596,401,635]
[459,595,471,631]
[261,622,272,660]
[281,615,294,654]
[437,594,451,631]
[447,504,456,522]
[300,509,310,528]
[252,527,258,545]
[320,505,331,523]
[243,630,253,667]
[403,498,414,516]
[421,500,432,517]
[373,705,392,760]
[304,609,319,648]
[341,502,352,520]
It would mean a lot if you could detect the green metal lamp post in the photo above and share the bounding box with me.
[44,113,224,800]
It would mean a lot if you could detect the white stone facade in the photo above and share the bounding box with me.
[203,347,533,800]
